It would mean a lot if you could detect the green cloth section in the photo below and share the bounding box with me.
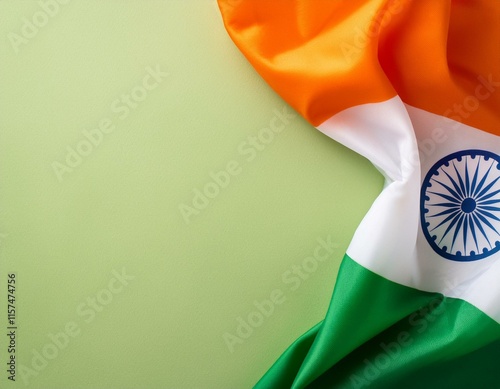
[255,255,500,388]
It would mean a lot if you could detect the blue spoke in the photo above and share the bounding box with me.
[472,213,493,248]
[429,208,463,218]
[427,202,461,208]
[452,162,467,198]
[476,176,500,200]
[473,161,494,197]
[438,212,462,244]
[477,188,500,202]
[428,191,461,204]
[474,212,500,236]
[470,158,481,195]
[436,172,463,200]
[477,205,500,212]
[463,215,469,254]
[450,213,465,251]
[478,198,500,205]
[476,208,500,223]
[431,209,461,233]
[432,178,463,200]
[465,158,471,197]
[468,214,480,252]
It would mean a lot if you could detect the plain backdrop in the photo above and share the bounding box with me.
[0,1,382,388]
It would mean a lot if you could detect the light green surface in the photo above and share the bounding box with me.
[0,1,382,388]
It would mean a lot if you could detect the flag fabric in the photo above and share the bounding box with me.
[217,1,500,388]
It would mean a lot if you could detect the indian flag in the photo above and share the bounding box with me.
[217,0,500,388]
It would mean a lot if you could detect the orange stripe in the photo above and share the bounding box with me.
[218,0,396,126]
[218,0,500,134]
[379,0,500,134]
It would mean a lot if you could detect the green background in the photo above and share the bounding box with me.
[0,1,382,388]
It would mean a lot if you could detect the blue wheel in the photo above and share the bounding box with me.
[420,149,500,261]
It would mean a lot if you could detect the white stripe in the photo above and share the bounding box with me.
[317,97,500,323]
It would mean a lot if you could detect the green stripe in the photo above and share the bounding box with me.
[254,255,500,389]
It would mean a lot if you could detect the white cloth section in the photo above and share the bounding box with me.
[317,97,500,323]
